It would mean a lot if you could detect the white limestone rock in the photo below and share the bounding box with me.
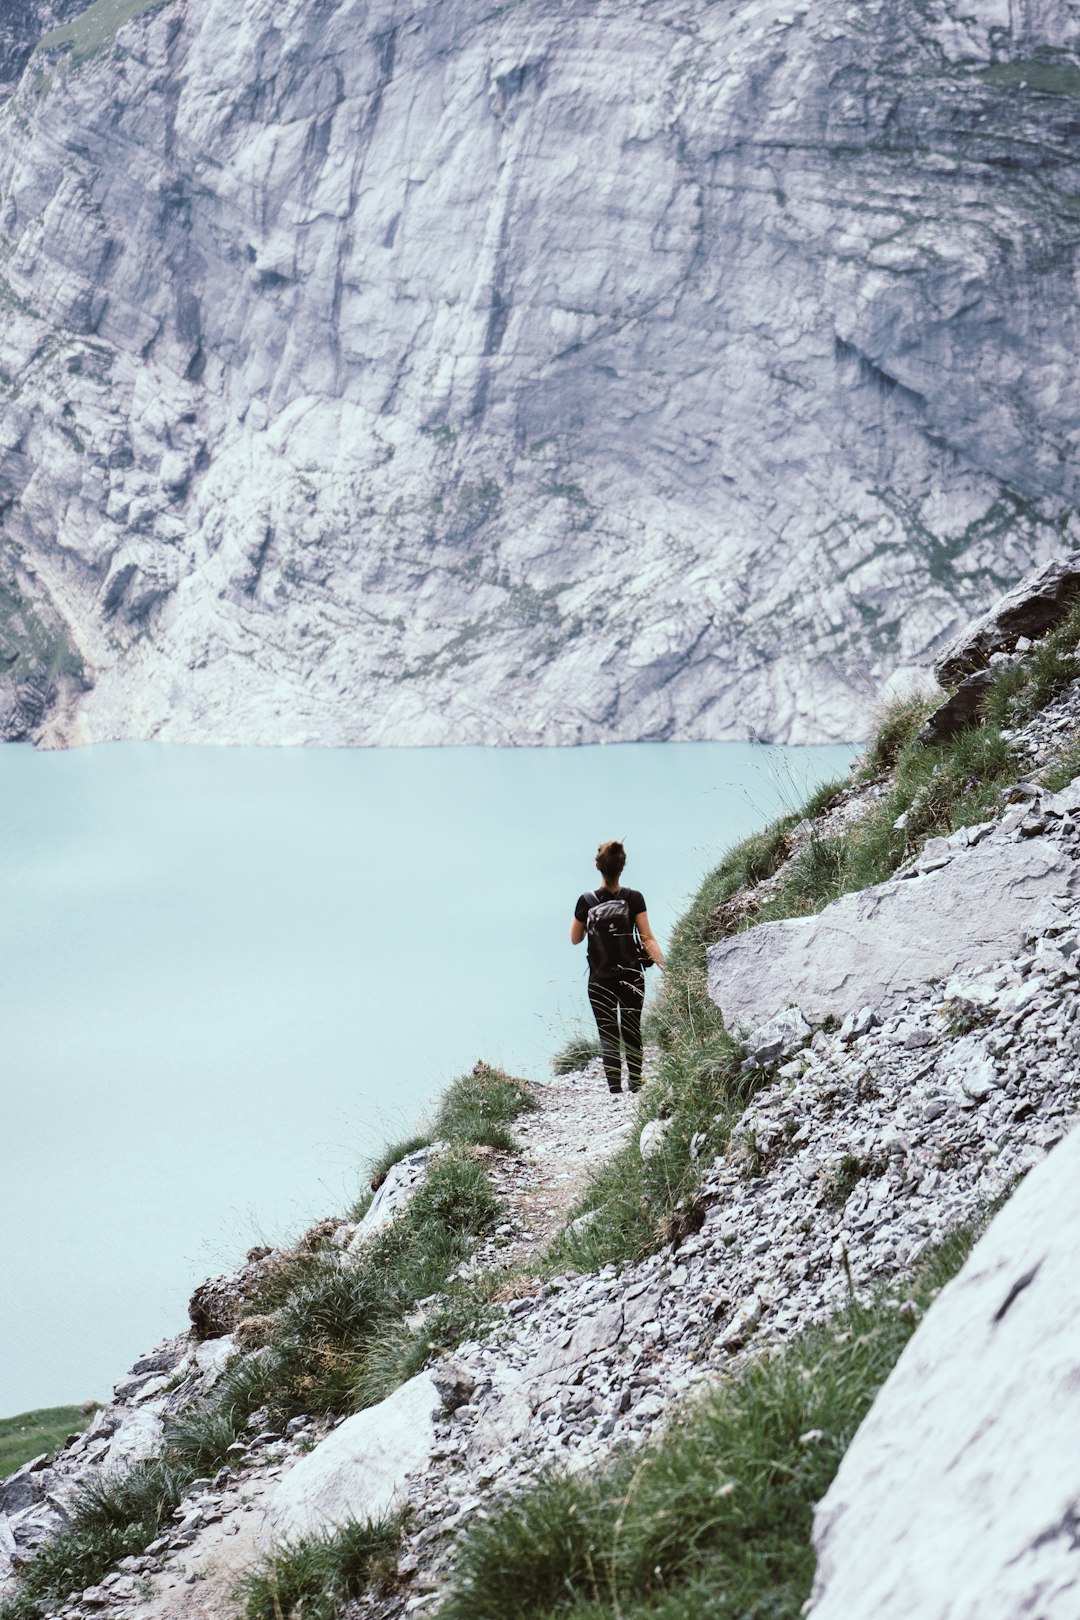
[807,1127,1080,1620]
[639,1118,671,1161]
[742,1006,811,1065]
[347,1142,445,1250]
[1,0,1078,746]
[259,1371,441,1546]
[708,826,1077,1030]
[101,1405,165,1477]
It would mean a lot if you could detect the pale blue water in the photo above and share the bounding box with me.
[0,740,852,1413]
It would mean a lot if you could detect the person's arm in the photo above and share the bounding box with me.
[570,916,585,945]
[635,911,665,968]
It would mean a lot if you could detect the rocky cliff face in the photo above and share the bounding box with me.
[2,0,1080,745]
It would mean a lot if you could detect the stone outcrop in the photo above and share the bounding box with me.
[187,1246,283,1341]
[347,1142,446,1251]
[807,1127,1080,1620]
[707,787,1080,1032]
[2,0,1080,745]
[934,551,1080,687]
[915,666,996,745]
[258,1372,442,1548]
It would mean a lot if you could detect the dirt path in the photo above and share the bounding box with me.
[459,1060,645,1281]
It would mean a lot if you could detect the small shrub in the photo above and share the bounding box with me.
[238,1517,401,1620]
[859,692,936,776]
[939,997,992,1039]
[551,1030,602,1075]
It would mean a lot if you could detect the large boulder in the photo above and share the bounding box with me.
[258,1371,441,1546]
[934,551,1080,687]
[807,1127,1080,1620]
[707,826,1076,1032]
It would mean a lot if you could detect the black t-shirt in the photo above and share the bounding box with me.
[575,888,646,977]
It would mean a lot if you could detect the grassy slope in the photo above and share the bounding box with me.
[0,1067,536,1620]
[441,1223,986,1620]
[0,1408,97,1480]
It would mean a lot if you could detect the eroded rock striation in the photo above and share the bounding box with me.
[3,0,1080,744]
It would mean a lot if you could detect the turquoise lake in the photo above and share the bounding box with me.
[0,740,853,1413]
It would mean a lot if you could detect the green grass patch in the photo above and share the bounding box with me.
[754,722,1017,927]
[238,1516,401,1620]
[0,1406,98,1481]
[979,57,1080,98]
[551,1030,602,1076]
[37,0,170,63]
[251,1149,502,1420]
[856,692,936,776]
[428,1064,538,1152]
[1039,731,1080,791]
[441,1220,986,1620]
[0,1457,189,1620]
[980,600,1080,730]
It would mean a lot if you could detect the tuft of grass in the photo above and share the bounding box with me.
[429,1064,538,1151]
[820,1151,884,1209]
[552,1030,603,1076]
[1039,732,1080,791]
[980,599,1080,730]
[238,1517,401,1620]
[0,1406,99,1480]
[350,1279,498,1409]
[858,692,936,777]
[259,1149,501,1419]
[0,1457,189,1620]
[441,1217,989,1620]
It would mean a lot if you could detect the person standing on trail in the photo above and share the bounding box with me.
[570,839,665,1096]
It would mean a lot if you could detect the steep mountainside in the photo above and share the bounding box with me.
[3,571,1080,1618]
[3,0,1080,745]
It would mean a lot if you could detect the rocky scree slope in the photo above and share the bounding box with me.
[5,0,1080,745]
[3,573,1080,1619]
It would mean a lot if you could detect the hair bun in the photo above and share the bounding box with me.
[595,838,628,880]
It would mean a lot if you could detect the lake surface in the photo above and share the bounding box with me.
[0,739,852,1413]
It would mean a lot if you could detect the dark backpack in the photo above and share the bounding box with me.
[585,891,642,974]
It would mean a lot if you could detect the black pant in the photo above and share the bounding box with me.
[588,971,645,1092]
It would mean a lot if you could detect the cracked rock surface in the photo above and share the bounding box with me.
[3,0,1080,745]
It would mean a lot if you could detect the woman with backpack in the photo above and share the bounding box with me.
[570,839,665,1095]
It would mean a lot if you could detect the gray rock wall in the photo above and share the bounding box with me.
[3,0,1080,744]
